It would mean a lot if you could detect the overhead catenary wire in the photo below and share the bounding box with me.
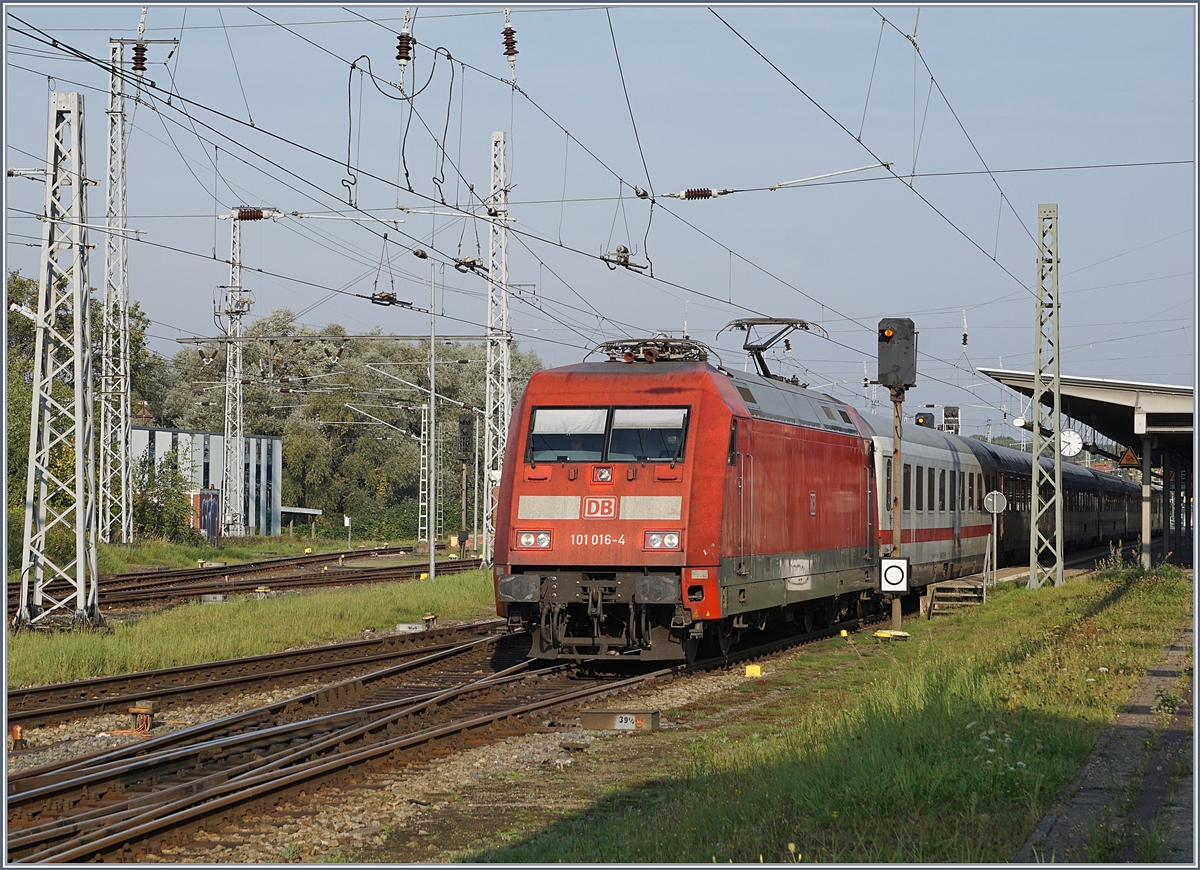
[8,15,1185,412]
[709,8,1038,299]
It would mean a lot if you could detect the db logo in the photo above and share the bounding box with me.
[583,496,617,519]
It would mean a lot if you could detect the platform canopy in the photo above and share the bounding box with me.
[976,369,1193,459]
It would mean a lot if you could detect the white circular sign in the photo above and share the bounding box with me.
[1060,428,1083,458]
[1013,416,1026,429]
[983,490,1007,514]
[881,557,909,592]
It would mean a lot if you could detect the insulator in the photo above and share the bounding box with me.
[237,207,264,221]
[395,31,413,62]
[684,188,714,200]
[962,332,969,346]
[502,25,518,57]
[132,44,147,73]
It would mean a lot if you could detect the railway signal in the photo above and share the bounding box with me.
[878,317,917,631]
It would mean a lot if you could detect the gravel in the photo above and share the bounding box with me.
[6,648,775,863]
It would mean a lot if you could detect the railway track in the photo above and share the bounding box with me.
[5,615,866,863]
[7,619,505,729]
[7,551,480,616]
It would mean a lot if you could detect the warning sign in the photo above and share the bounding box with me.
[1118,447,1140,468]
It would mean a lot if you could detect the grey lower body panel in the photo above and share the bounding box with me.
[718,546,878,616]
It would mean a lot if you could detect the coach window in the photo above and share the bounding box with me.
[903,464,912,511]
[915,465,924,511]
[608,407,689,462]
[939,469,946,512]
[886,458,893,505]
[968,473,975,511]
[928,467,936,514]
[528,408,607,462]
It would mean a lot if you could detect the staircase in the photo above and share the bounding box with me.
[927,580,985,617]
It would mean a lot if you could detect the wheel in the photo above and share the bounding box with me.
[682,635,700,665]
[717,619,733,657]
[802,607,815,633]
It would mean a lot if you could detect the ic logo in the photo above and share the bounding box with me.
[583,496,617,519]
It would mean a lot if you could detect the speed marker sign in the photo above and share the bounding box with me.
[881,557,909,593]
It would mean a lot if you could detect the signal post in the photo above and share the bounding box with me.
[877,318,917,630]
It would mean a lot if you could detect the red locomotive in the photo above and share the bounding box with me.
[494,338,1153,662]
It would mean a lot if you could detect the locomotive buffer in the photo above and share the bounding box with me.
[877,318,917,630]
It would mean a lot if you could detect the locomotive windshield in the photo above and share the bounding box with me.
[527,406,689,463]
[608,408,687,461]
[528,408,607,461]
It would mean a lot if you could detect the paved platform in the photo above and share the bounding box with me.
[1014,626,1194,863]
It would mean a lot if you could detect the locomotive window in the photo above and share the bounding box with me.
[839,409,853,424]
[528,408,607,462]
[903,464,911,511]
[608,408,688,462]
[821,406,837,421]
[939,469,946,512]
[915,466,924,511]
[728,419,739,466]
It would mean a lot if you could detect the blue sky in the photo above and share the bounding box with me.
[5,4,1195,439]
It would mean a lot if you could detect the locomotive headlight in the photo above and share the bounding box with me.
[593,466,613,483]
[515,531,552,549]
[643,531,681,550]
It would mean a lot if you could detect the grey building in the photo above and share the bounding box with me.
[130,426,283,536]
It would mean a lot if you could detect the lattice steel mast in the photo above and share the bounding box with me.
[418,403,430,545]
[16,92,101,628]
[217,207,280,537]
[483,131,512,566]
[1028,204,1064,589]
[99,39,131,545]
[99,21,177,545]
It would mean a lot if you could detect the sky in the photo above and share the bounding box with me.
[4,3,1196,442]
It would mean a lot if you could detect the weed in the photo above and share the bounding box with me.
[279,843,301,862]
[1137,816,1165,862]
[1083,818,1122,862]
[1153,687,1182,717]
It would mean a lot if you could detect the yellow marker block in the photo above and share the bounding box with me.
[322,566,327,572]
[198,559,204,568]
[420,573,429,580]
[839,629,848,637]
[304,547,312,555]
[745,664,761,678]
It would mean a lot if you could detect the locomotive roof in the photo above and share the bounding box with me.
[535,359,1142,493]
[536,360,863,438]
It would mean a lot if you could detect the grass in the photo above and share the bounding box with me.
[6,568,497,688]
[467,564,1191,863]
[9,535,424,584]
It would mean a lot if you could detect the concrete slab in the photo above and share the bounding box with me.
[1014,626,1193,863]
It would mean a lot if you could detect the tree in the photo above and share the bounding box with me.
[130,449,205,545]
